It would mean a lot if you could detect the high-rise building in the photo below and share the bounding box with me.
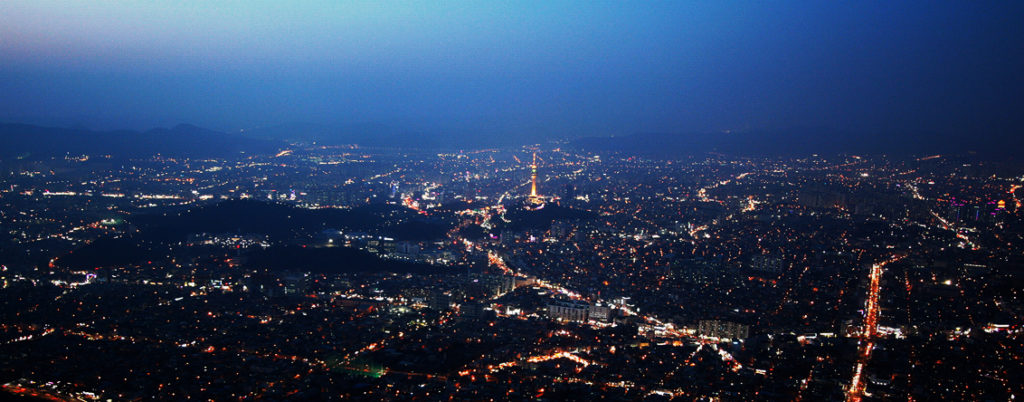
[697,320,750,341]
[589,303,612,322]
[548,300,590,322]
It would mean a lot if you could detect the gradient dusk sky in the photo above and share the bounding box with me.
[1,1,1021,139]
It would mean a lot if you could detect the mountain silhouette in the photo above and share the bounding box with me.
[0,122,283,160]
[570,127,1023,158]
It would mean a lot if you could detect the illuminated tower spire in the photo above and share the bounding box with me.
[530,152,538,198]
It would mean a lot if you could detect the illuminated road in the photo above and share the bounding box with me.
[930,211,978,250]
[848,254,903,402]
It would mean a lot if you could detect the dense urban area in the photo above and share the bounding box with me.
[2,143,1023,401]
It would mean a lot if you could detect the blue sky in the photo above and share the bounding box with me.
[1,1,1021,139]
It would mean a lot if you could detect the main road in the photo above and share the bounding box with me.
[848,254,903,402]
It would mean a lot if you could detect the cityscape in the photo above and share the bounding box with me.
[2,2,1023,401]
[1,143,1022,400]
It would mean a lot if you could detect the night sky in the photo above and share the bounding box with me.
[1,1,1022,140]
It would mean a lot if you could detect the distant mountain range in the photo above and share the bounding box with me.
[242,122,432,147]
[569,127,1023,158]
[248,122,1022,157]
[241,122,549,149]
[2,121,1018,159]
[0,122,283,160]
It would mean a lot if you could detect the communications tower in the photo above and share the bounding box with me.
[530,152,538,198]
[527,152,545,209]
